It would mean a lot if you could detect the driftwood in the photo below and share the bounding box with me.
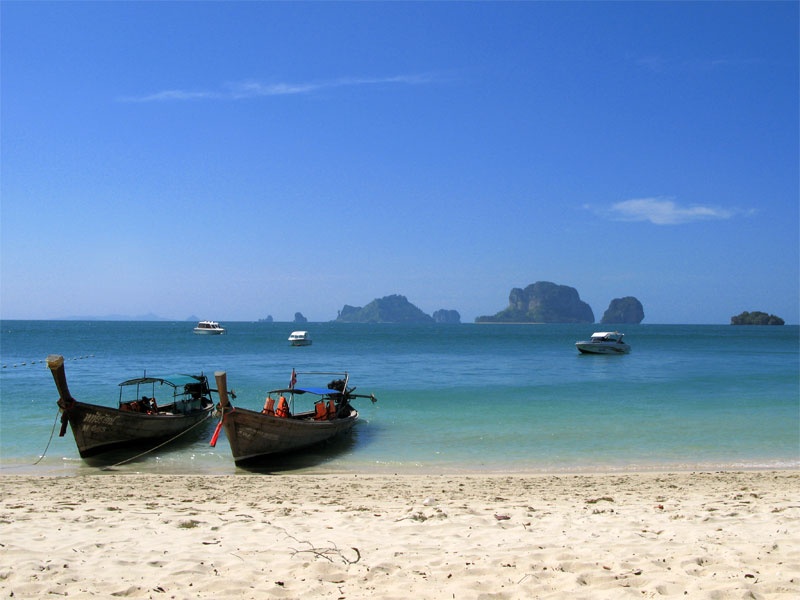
[281,530,361,565]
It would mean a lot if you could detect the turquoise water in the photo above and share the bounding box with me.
[0,321,797,475]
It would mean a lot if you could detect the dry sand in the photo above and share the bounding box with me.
[1,471,798,599]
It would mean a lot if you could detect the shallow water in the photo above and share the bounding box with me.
[1,321,797,475]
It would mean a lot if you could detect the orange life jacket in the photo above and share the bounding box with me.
[327,399,337,419]
[276,396,289,418]
[314,401,327,421]
[262,397,275,416]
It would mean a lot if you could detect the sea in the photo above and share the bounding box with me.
[0,320,798,476]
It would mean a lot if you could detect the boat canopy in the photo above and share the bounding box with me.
[118,375,204,389]
[591,332,623,338]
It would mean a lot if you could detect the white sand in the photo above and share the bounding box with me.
[1,471,798,599]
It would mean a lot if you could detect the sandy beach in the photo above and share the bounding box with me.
[1,470,798,599]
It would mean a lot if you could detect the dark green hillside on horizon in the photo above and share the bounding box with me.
[335,294,435,324]
[731,311,785,325]
[49,293,797,326]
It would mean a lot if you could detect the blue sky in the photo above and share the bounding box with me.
[2,1,798,324]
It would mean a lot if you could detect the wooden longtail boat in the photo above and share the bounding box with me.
[212,369,377,467]
[47,354,216,459]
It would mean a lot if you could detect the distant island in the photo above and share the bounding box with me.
[600,297,645,324]
[293,312,308,324]
[476,282,595,323]
[731,311,785,325]
[433,309,461,324]
[334,294,459,324]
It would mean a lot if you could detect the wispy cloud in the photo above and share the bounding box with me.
[119,74,439,103]
[600,197,741,225]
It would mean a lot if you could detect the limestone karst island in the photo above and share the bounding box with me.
[730,311,785,325]
[329,283,644,325]
[334,294,461,324]
[476,282,644,324]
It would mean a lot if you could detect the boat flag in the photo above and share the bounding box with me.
[289,368,296,389]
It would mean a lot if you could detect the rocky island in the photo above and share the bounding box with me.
[730,311,785,325]
[600,297,645,324]
[433,309,461,324]
[335,294,435,324]
[476,282,594,323]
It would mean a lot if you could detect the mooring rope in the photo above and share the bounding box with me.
[0,409,61,471]
[101,411,214,471]
[0,409,214,471]
[31,409,62,466]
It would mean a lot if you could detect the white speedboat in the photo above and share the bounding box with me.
[575,331,630,354]
[193,321,226,335]
[288,331,312,346]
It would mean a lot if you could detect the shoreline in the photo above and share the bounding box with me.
[2,470,798,598]
[2,457,799,478]
[2,449,799,478]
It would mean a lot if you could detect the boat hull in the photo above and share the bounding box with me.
[193,328,225,335]
[221,406,358,465]
[288,331,312,346]
[576,343,631,354]
[61,401,214,458]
